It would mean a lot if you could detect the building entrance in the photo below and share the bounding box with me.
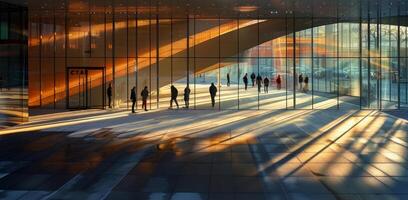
[67,67,105,109]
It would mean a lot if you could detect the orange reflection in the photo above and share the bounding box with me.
[29,19,263,106]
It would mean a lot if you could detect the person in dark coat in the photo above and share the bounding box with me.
[209,83,217,108]
[170,85,179,109]
[298,74,303,91]
[130,86,136,113]
[263,77,270,93]
[107,83,112,108]
[250,72,256,87]
[304,76,309,93]
[256,74,262,93]
[276,75,282,90]
[141,86,149,111]
[227,73,230,87]
[184,86,190,108]
[243,73,248,90]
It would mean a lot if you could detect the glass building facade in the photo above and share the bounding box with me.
[26,0,408,111]
[0,2,28,124]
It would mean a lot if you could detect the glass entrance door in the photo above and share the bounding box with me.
[67,67,105,109]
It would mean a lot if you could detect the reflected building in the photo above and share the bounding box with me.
[1,0,408,123]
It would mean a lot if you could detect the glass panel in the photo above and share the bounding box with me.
[313,58,338,109]
[195,19,220,58]
[55,58,66,108]
[114,12,128,58]
[158,58,171,108]
[67,11,90,57]
[172,57,188,109]
[381,58,399,109]
[220,58,238,110]
[90,12,105,57]
[114,58,127,108]
[41,58,54,108]
[239,58,258,109]
[195,58,218,109]
[339,58,361,108]
[220,19,238,58]
[87,69,104,108]
[259,58,287,110]
[295,58,312,109]
[68,68,86,109]
[239,19,258,58]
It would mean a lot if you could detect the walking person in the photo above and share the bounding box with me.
[304,76,309,93]
[276,74,282,90]
[209,83,217,108]
[184,85,190,108]
[227,73,230,87]
[256,74,262,93]
[250,72,256,87]
[170,85,179,109]
[107,83,112,108]
[264,77,269,93]
[298,74,304,91]
[130,86,136,113]
[141,86,149,111]
[243,73,248,90]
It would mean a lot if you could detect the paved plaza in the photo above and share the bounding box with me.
[0,103,407,200]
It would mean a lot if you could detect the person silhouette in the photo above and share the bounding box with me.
[298,74,303,91]
[304,76,309,93]
[209,83,217,108]
[256,74,262,93]
[184,85,190,108]
[170,85,179,109]
[264,77,269,93]
[141,86,149,111]
[227,73,230,87]
[276,74,282,90]
[107,83,112,108]
[250,72,256,87]
[130,86,136,113]
[243,73,248,90]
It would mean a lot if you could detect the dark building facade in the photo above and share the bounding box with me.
[0,1,27,125]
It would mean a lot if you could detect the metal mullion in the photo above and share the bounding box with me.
[378,3,382,110]
[89,3,91,58]
[194,16,196,109]
[406,14,408,105]
[156,13,159,109]
[187,15,190,88]
[311,3,314,110]
[397,4,401,109]
[170,8,173,85]
[336,0,340,110]
[387,7,392,103]
[126,7,129,110]
[367,2,371,109]
[39,12,42,107]
[257,16,260,110]
[293,12,296,109]
[53,8,56,109]
[112,0,115,108]
[103,3,107,109]
[285,8,288,109]
[135,12,138,109]
[218,16,221,110]
[149,1,152,110]
[65,0,69,109]
[237,18,240,110]
[359,0,363,109]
